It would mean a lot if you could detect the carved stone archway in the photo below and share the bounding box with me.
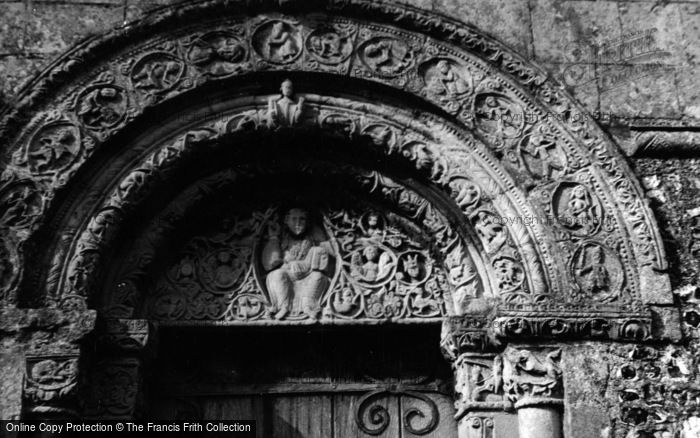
[0,1,673,436]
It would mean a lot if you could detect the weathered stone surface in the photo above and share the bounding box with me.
[650,305,683,341]
[0,350,23,421]
[0,2,26,55]
[530,0,621,63]
[436,0,533,58]
[23,3,124,55]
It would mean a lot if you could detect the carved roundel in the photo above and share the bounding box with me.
[23,121,81,176]
[0,179,44,229]
[252,20,303,65]
[397,251,431,285]
[357,36,415,77]
[492,255,525,294]
[186,31,247,76]
[552,181,603,236]
[419,58,473,113]
[305,24,355,65]
[571,241,624,303]
[516,127,569,182]
[130,52,186,95]
[199,248,251,292]
[473,93,525,141]
[76,84,128,131]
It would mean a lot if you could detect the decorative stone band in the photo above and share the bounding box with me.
[441,308,653,359]
[492,313,652,342]
[514,396,564,410]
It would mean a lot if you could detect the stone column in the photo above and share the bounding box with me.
[83,318,157,420]
[503,346,564,438]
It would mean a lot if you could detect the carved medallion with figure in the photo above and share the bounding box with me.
[422,58,473,113]
[571,241,624,302]
[76,81,128,131]
[130,52,185,97]
[516,126,568,181]
[552,181,603,236]
[21,121,81,175]
[306,23,355,65]
[358,36,415,77]
[253,20,302,64]
[186,31,247,76]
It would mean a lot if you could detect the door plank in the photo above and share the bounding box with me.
[269,395,332,438]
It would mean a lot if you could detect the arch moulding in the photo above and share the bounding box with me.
[0,0,675,430]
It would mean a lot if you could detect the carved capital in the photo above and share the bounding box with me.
[441,316,500,361]
[23,354,80,417]
[98,319,156,353]
[453,353,511,419]
[83,358,141,420]
[502,347,563,408]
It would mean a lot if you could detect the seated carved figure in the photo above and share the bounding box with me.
[261,208,333,320]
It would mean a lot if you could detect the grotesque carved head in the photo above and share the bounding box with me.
[284,208,308,236]
[403,255,421,279]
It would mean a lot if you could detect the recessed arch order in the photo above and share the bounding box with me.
[0,0,670,342]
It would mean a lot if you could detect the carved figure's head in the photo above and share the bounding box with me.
[284,208,308,236]
[367,212,380,228]
[280,79,294,97]
[437,60,450,74]
[403,255,421,279]
[571,185,586,199]
[363,245,379,261]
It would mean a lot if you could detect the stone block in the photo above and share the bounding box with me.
[679,3,700,66]
[651,305,683,342]
[0,351,23,421]
[0,54,48,97]
[677,65,700,122]
[562,343,616,438]
[618,2,684,66]
[435,0,533,58]
[23,3,124,55]
[541,62,599,113]
[0,2,26,55]
[531,0,621,63]
[598,64,681,119]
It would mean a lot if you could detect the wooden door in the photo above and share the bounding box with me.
[148,326,458,438]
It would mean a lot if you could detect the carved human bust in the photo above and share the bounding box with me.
[261,208,334,320]
[267,79,305,127]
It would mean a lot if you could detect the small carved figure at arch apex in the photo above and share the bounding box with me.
[267,79,305,127]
